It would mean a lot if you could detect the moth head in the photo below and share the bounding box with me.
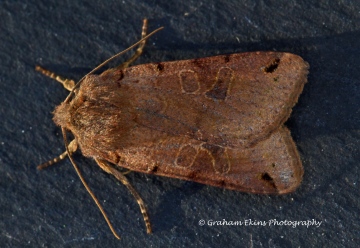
[53,101,72,130]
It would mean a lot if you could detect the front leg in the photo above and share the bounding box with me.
[35,65,76,91]
[37,139,78,170]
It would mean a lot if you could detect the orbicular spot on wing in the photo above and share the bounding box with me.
[175,144,198,168]
[205,67,234,101]
[179,70,200,94]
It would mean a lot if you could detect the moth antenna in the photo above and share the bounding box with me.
[35,66,76,91]
[95,159,152,234]
[61,128,121,240]
[37,139,78,170]
[117,18,148,70]
[64,22,164,104]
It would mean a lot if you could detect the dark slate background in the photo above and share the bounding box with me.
[1,1,359,247]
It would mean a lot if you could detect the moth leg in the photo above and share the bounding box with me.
[37,139,78,170]
[116,18,148,70]
[95,158,152,234]
[35,65,76,91]
[122,169,132,175]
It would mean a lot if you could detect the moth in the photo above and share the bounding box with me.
[37,19,309,239]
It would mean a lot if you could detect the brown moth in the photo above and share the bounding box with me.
[37,19,309,239]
